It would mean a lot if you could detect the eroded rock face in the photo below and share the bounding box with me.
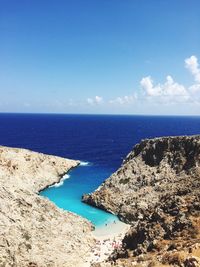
[83,135,200,266]
[0,146,95,267]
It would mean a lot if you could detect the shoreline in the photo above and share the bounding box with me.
[0,146,94,267]
[84,219,130,266]
[38,159,130,266]
[38,162,80,192]
[93,219,129,239]
[39,160,90,192]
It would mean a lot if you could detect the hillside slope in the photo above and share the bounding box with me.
[0,146,95,267]
[83,135,200,266]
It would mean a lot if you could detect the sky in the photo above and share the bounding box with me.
[0,0,200,115]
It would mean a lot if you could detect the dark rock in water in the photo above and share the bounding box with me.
[83,135,200,266]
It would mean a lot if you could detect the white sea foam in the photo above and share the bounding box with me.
[49,174,70,188]
[80,161,90,166]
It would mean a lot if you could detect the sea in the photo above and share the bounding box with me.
[0,113,200,227]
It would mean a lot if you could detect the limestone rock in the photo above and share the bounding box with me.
[83,135,200,266]
[0,146,95,267]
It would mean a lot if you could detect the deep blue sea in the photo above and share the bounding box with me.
[0,113,200,226]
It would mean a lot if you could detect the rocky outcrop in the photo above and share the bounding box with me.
[0,146,95,267]
[83,135,200,266]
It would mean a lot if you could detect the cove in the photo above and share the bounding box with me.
[40,162,119,227]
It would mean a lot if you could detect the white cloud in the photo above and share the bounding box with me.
[188,84,200,103]
[87,95,103,105]
[189,83,200,94]
[140,56,200,103]
[184,55,200,102]
[86,55,200,109]
[140,76,161,97]
[110,95,136,105]
[95,96,103,103]
[140,75,189,102]
[185,55,200,83]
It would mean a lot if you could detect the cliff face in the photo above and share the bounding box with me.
[83,135,200,266]
[0,146,95,267]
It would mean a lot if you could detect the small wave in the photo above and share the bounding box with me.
[80,161,90,166]
[49,174,70,188]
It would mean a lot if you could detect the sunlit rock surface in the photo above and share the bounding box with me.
[0,146,95,267]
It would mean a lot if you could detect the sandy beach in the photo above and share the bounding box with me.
[84,220,130,266]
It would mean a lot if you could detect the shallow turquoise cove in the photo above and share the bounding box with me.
[40,163,119,227]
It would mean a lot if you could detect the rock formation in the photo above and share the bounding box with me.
[83,135,200,266]
[0,146,95,267]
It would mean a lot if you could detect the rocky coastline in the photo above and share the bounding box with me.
[1,134,200,267]
[83,135,200,266]
[0,146,95,267]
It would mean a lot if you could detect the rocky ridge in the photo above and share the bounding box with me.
[83,135,200,266]
[0,146,95,267]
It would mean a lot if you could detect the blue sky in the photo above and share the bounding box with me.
[0,0,200,115]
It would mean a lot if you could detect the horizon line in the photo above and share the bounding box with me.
[0,112,200,117]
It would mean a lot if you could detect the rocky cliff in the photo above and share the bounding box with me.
[0,146,95,267]
[83,135,200,266]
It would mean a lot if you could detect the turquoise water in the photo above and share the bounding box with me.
[1,114,200,227]
[40,162,119,226]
